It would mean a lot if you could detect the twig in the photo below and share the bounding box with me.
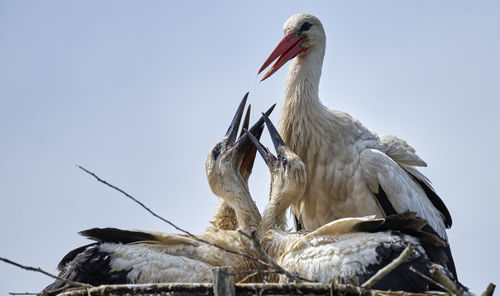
[481,283,496,296]
[232,270,281,284]
[0,256,92,290]
[52,282,451,296]
[362,244,414,289]
[409,266,448,292]
[238,230,315,283]
[9,293,39,295]
[41,286,72,296]
[237,272,259,284]
[430,266,463,296]
[77,165,272,269]
[230,269,280,276]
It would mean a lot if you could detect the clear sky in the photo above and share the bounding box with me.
[0,0,499,294]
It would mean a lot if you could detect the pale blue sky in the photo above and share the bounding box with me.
[1,0,499,293]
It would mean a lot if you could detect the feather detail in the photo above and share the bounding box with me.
[380,134,427,167]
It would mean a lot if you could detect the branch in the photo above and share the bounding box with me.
[430,266,463,296]
[409,266,448,292]
[362,244,414,289]
[50,282,452,296]
[0,256,92,290]
[232,270,281,284]
[481,283,496,296]
[238,230,314,283]
[77,165,272,269]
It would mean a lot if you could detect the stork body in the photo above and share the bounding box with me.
[44,94,269,292]
[259,14,452,245]
[44,227,258,291]
[243,117,462,292]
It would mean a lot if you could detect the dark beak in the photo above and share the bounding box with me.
[239,103,251,138]
[225,92,249,148]
[245,129,275,166]
[261,112,286,152]
[236,104,276,176]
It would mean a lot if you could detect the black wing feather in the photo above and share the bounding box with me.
[80,227,157,244]
[411,175,453,227]
[373,185,397,216]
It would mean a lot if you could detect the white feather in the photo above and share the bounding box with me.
[271,14,449,239]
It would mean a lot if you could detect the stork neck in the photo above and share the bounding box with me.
[259,193,292,261]
[284,45,325,109]
[227,177,262,233]
[279,45,334,152]
[258,191,289,236]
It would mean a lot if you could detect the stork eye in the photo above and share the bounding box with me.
[280,155,288,169]
[299,22,312,32]
[212,143,222,159]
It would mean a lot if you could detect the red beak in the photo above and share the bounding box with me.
[258,32,306,81]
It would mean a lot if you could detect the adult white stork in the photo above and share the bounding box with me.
[257,14,455,275]
[43,94,272,292]
[244,117,464,292]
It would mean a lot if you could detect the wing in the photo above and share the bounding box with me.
[286,216,383,253]
[379,135,452,227]
[80,227,198,246]
[45,242,213,292]
[379,134,427,167]
[306,215,382,238]
[359,149,448,240]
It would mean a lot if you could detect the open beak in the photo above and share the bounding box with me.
[224,90,276,176]
[258,32,307,81]
[246,113,287,167]
[245,112,285,167]
[236,104,276,175]
[261,113,286,152]
[245,129,275,166]
[225,92,249,148]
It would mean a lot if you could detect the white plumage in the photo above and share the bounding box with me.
[271,230,421,283]
[243,117,459,291]
[97,242,213,283]
[258,14,452,243]
[45,227,260,290]
[43,95,267,291]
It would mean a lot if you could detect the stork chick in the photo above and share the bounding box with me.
[245,116,463,292]
[258,14,455,276]
[43,93,270,292]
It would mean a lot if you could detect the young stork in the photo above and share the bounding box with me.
[244,116,463,292]
[258,14,455,275]
[43,93,271,292]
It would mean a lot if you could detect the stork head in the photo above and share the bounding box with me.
[205,92,275,199]
[245,114,307,207]
[259,13,326,81]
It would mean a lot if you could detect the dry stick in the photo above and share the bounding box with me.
[55,283,450,296]
[362,244,414,289]
[41,286,68,296]
[237,272,259,284]
[233,270,281,284]
[481,283,496,296]
[9,293,39,295]
[430,266,463,296]
[76,165,273,269]
[409,266,448,292]
[0,257,92,290]
[238,230,314,283]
